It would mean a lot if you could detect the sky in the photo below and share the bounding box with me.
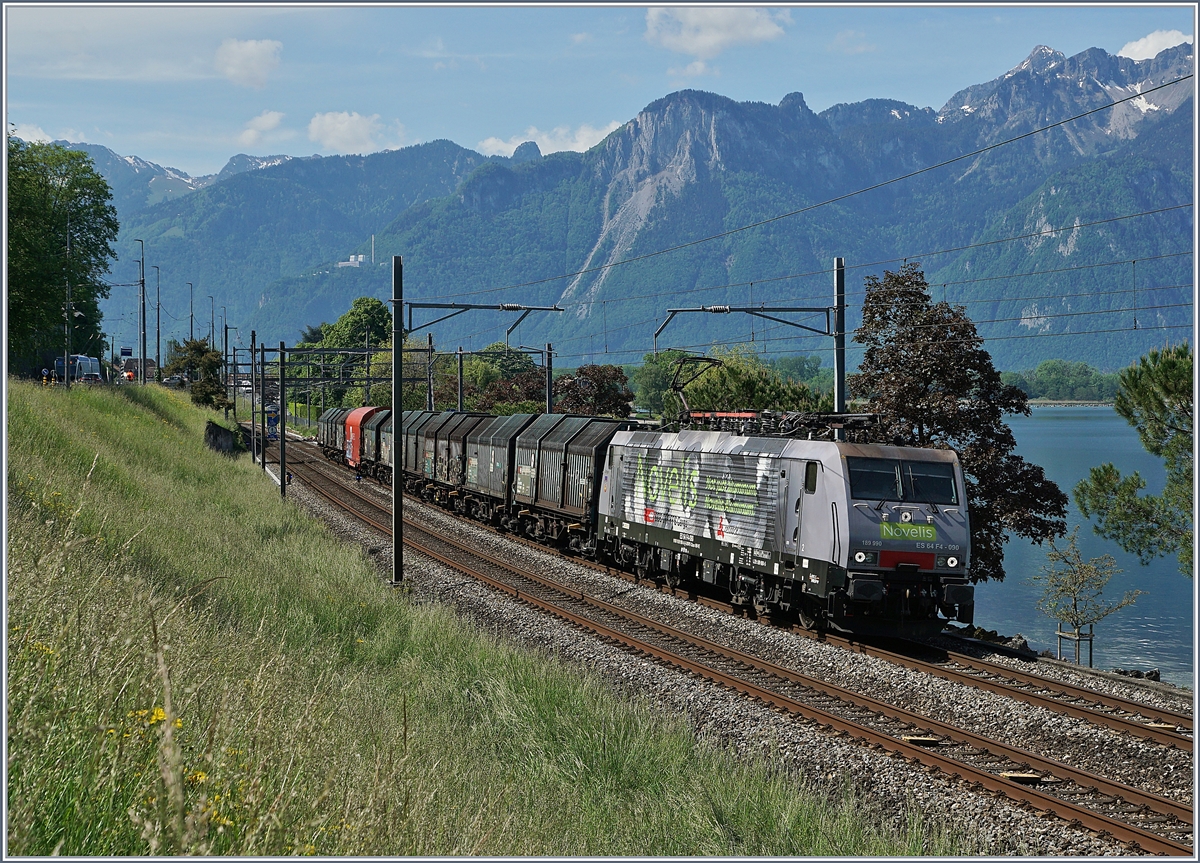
[4,4,1195,177]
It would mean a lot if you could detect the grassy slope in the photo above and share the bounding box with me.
[6,381,970,855]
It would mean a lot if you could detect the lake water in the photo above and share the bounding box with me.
[971,406,1194,688]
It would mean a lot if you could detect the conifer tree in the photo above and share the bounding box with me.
[1075,343,1193,576]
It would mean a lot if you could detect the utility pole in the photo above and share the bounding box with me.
[426,332,434,411]
[364,327,371,406]
[187,282,194,342]
[250,331,257,464]
[259,343,267,476]
[392,255,403,585]
[135,239,145,384]
[545,342,553,414]
[279,341,287,499]
[63,211,71,391]
[833,257,846,441]
[223,316,230,418]
[457,347,464,411]
[151,265,161,380]
[208,296,214,346]
[222,307,228,385]
[231,346,238,422]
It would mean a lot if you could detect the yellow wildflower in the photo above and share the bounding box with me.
[187,770,207,785]
[148,707,166,725]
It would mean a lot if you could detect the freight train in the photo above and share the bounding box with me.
[316,407,974,636]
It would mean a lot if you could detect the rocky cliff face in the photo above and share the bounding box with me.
[938,42,1193,154]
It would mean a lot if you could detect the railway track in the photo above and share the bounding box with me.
[402,516,1192,855]
[267,440,1192,854]
[264,435,1192,751]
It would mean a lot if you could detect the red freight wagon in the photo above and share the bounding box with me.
[345,406,382,467]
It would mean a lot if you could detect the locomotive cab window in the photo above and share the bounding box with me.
[846,457,958,505]
[904,461,958,505]
[847,458,901,500]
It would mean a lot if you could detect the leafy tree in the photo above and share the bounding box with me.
[768,354,834,393]
[553,365,634,417]
[297,322,328,346]
[683,345,831,416]
[1001,360,1120,402]
[1075,343,1193,576]
[631,349,689,415]
[320,297,391,350]
[163,338,230,410]
[1030,527,1142,663]
[477,369,547,412]
[848,263,1067,583]
[7,135,119,374]
[477,341,536,379]
[462,356,501,392]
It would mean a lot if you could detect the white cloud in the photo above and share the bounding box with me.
[570,32,591,44]
[238,110,285,147]
[1117,30,1192,61]
[10,123,51,143]
[214,38,282,88]
[668,60,710,78]
[644,7,789,60]
[828,30,876,55]
[477,121,622,157]
[308,111,383,153]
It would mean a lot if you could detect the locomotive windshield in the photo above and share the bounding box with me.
[846,457,958,505]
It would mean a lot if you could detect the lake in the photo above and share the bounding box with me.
[971,406,1194,688]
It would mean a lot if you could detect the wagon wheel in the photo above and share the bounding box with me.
[663,569,680,590]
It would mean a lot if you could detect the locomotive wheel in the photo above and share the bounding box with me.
[797,601,819,631]
[663,570,680,590]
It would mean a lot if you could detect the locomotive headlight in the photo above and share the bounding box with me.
[852,550,878,565]
[936,556,947,568]
[947,556,959,569]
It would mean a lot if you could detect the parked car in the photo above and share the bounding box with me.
[163,375,182,387]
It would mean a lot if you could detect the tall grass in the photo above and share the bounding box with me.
[6,380,974,855]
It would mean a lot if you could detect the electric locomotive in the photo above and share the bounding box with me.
[599,421,973,636]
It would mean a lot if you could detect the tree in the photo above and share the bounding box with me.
[477,341,537,379]
[848,263,1067,583]
[1030,527,1142,664]
[319,297,391,350]
[554,364,634,417]
[631,349,689,415]
[163,338,230,410]
[7,135,119,374]
[683,345,830,416]
[1075,343,1193,576]
[476,369,547,412]
[297,322,328,346]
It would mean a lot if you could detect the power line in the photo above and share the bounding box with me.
[427,74,1192,302]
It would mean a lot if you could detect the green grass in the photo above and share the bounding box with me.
[6,380,976,855]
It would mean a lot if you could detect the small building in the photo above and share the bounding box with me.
[337,254,367,268]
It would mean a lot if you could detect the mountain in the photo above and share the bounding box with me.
[55,143,307,214]
[89,42,1191,371]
